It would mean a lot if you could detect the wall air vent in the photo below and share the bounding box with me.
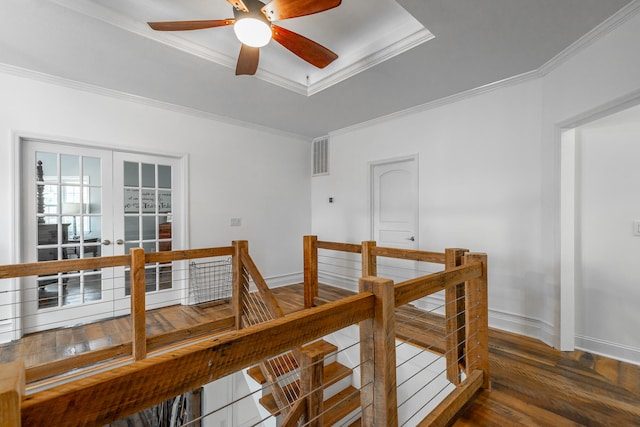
[312,136,329,176]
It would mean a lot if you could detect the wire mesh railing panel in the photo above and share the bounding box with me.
[189,257,232,304]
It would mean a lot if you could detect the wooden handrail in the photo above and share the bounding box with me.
[315,241,362,253]
[20,293,376,426]
[0,247,234,280]
[0,238,489,426]
[394,262,483,307]
[145,246,234,264]
[0,256,131,278]
[370,246,446,264]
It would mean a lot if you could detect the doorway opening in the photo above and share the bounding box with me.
[560,101,640,365]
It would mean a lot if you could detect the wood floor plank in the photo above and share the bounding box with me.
[2,282,639,427]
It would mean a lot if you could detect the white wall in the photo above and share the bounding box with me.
[313,78,547,337]
[313,7,640,348]
[574,105,640,364]
[541,9,640,347]
[0,70,311,340]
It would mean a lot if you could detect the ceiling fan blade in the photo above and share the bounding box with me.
[272,25,337,69]
[227,0,249,13]
[236,44,260,75]
[148,19,234,31]
[261,0,341,21]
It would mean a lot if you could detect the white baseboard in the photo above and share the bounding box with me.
[575,335,640,366]
[318,272,359,293]
[487,309,555,348]
[323,280,557,348]
[0,321,15,344]
[265,272,303,288]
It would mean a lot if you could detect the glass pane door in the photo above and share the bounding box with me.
[113,153,182,313]
[36,152,104,309]
[21,141,182,334]
[22,141,114,334]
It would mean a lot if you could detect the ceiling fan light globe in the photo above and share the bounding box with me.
[234,18,272,48]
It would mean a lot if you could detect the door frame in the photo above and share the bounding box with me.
[10,132,189,339]
[557,90,640,351]
[369,153,419,246]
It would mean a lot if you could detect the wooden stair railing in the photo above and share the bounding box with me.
[238,244,363,425]
[235,240,324,422]
[247,339,361,426]
[0,239,488,427]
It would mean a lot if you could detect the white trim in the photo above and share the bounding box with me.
[488,308,555,348]
[331,0,640,138]
[308,28,434,96]
[539,0,640,76]
[3,1,638,140]
[324,278,556,347]
[330,70,540,137]
[9,132,23,341]
[50,0,433,98]
[559,129,576,351]
[264,272,304,289]
[0,63,309,142]
[575,335,640,366]
[556,90,640,351]
[318,272,359,293]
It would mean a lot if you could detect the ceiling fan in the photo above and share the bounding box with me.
[148,0,341,75]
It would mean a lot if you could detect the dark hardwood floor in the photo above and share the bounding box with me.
[0,302,233,368]
[2,283,639,425]
[275,284,640,426]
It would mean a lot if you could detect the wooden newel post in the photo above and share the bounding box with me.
[303,235,318,309]
[0,360,25,427]
[300,346,324,427]
[464,253,490,390]
[130,248,147,361]
[444,248,468,385]
[359,276,398,427]
[361,241,377,277]
[232,240,248,329]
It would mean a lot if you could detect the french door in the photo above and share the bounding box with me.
[21,139,183,333]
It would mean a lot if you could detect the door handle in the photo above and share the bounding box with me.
[407,236,415,241]
[116,239,124,245]
[101,239,111,246]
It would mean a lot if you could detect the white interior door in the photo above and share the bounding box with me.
[21,140,183,333]
[21,140,114,333]
[371,155,419,281]
[112,152,183,315]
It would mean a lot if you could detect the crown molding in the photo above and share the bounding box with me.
[309,28,434,96]
[331,0,640,138]
[539,0,640,76]
[330,69,541,137]
[0,62,309,142]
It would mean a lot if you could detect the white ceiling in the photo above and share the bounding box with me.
[61,0,433,95]
[0,0,635,138]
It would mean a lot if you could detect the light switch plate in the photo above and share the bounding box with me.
[230,217,242,227]
[633,221,640,236]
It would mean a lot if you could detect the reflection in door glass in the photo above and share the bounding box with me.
[123,161,173,296]
[35,152,103,309]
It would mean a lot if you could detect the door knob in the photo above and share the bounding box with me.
[101,239,111,246]
[116,239,124,245]
[407,236,415,241]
